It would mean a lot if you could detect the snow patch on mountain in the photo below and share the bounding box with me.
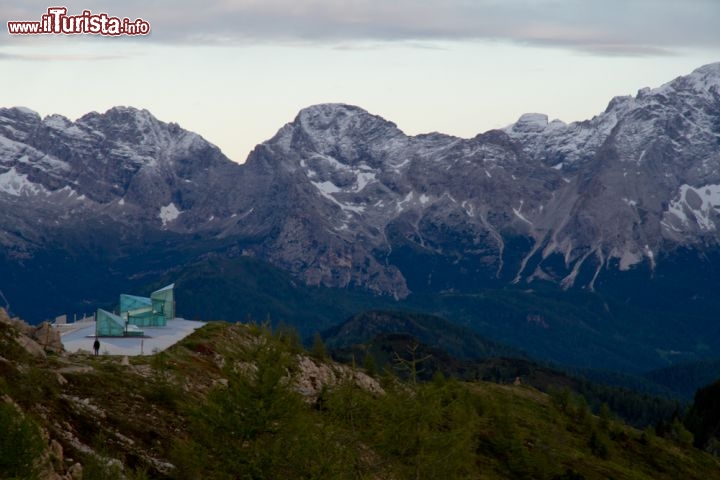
[355,171,376,192]
[396,192,414,212]
[159,202,182,226]
[656,63,720,99]
[43,115,88,138]
[312,180,341,195]
[512,200,533,225]
[311,179,366,213]
[0,167,47,196]
[666,184,720,231]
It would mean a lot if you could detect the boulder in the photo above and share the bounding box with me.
[66,462,83,480]
[50,439,64,470]
[0,308,10,325]
[15,334,47,358]
[33,322,65,354]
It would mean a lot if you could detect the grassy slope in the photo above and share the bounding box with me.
[1,319,719,479]
[471,382,715,480]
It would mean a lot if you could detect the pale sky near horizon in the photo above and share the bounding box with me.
[1,1,718,163]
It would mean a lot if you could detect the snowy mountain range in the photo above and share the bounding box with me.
[1,63,720,322]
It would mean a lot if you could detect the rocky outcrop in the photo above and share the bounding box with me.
[0,309,64,355]
[294,354,384,400]
[15,334,46,358]
[0,307,9,326]
[32,322,64,355]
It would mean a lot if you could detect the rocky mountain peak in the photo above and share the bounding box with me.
[0,107,42,143]
[0,102,240,246]
[295,103,399,134]
[508,113,550,133]
[0,106,40,121]
[76,106,198,154]
[665,62,720,95]
[242,63,720,295]
[265,103,407,164]
[79,105,155,127]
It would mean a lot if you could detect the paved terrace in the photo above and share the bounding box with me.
[60,317,205,356]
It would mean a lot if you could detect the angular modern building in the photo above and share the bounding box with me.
[148,283,175,324]
[95,284,176,337]
[95,309,144,337]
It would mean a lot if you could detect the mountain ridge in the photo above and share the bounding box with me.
[1,63,720,333]
[243,62,720,297]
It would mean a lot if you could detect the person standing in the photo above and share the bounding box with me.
[93,337,100,356]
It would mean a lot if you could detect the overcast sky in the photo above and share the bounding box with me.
[2,0,719,162]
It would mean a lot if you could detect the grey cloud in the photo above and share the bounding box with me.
[3,0,719,56]
[0,52,127,61]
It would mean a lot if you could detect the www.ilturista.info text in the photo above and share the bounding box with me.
[7,7,150,36]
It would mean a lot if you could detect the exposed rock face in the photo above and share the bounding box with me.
[244,64,720,294]
[0,309,64,355]
[1,64,720,320]
[294,354,383,400]
[0,308,10,325]
[499,63,720,287]
[0,105,240,247]
[32,322,64,354]
[15,334,46,358]
[66,462,83,480]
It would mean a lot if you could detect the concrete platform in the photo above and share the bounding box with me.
[60,318,205,356]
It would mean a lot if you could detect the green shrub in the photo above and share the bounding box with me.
[370,378,481,479]
[82,456,124,480]
[175,339,358,479]
[9,366,60,406]
[0,403,45,480]
[588,429,611,459]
